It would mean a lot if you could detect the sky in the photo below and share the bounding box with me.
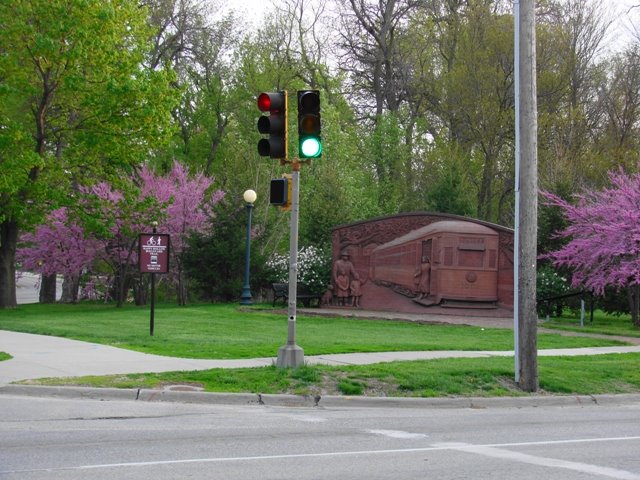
[603,0,639,52]
[224,0,639,53]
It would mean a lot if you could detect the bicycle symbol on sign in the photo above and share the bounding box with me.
[146,236,162,246]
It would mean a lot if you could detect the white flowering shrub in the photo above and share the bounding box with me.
[537,265,569,299]
[265,246,331,295]
[265,253,289,283]
[536,265,570,315]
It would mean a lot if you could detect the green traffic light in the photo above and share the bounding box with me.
[300,137,322,158]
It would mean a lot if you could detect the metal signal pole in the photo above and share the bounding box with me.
[276,160,305,368]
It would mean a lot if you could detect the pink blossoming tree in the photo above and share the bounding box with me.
[18,162,224,306]
[16,208,101,303]
[82,180,155,306]
[140,162,225,305]
[542,170,640,325]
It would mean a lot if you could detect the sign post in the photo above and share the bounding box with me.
[139,229,170,336]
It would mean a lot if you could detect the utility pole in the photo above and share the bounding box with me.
[516,0,539,392]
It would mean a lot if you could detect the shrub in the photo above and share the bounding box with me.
[265,246,331,295]
[536,265,570,316]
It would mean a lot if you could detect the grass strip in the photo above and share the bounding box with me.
[543,310,640,338]
[21,353,640,398]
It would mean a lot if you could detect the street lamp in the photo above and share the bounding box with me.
[240,189,257,305]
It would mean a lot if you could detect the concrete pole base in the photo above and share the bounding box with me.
[276,344,305,368]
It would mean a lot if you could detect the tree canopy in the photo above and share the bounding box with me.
[542,170,640,323]
[3,0,640,307]
[17,162,224,305]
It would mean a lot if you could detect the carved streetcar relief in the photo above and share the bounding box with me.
[371,220,499,306]
[330,213,514,314]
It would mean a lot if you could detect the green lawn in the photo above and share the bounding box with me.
[5,303,640,398]
[0,303,626,359]
[542,309,640,337]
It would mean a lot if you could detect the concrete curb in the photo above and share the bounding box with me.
[2,384,639,410]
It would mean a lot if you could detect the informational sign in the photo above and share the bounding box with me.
[139,233,170,274]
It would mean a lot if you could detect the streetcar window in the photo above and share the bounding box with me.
[459,237,485,251]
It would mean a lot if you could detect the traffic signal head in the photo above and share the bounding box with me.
[269,176,291,210]
[257,92,287,159]
[297,90,321,158]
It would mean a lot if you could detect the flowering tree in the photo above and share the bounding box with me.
[542,170,640,325]
[84,181,156,306]
[140,162,225,305]
[17,162,224,305]
[16,208,101,302]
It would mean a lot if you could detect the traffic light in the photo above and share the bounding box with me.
[270,176,292,210]
[257,91,287,159]
[297,90,321,158]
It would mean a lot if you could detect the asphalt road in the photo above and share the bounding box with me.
[1,394,640,480]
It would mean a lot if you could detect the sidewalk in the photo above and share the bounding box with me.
[298,307,640,345]
[2,328,640,387]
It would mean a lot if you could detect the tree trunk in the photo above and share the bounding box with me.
[60,275,80,303]
[39,274,57,304]
[177,270,187,306]
[628,285,640,327]
[114,267,129,307]
[0,219,18,308]
[132,274,148,306]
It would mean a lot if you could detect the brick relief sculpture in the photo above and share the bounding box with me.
[330,213,514,314]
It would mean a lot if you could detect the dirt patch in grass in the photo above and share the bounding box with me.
[302,371,400,397]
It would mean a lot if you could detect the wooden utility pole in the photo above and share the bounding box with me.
[516,0,539,392]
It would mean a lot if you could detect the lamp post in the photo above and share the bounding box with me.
[240,189,257,305]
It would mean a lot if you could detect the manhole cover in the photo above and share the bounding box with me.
[162,384,205,392]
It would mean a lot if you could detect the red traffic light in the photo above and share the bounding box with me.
[257,93,271,111]
[257,91,288,159]
[258,92,285,112]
